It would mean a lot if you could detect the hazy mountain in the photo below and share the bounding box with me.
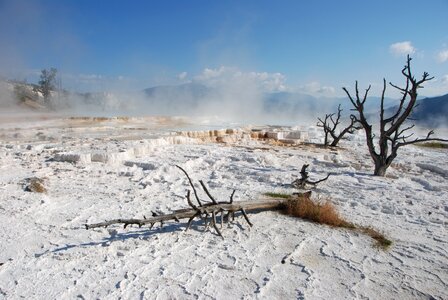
[142,83,211,114]
[143,82,210,99]
[262,92,340,119]
[411,94,448,127]
[141,82,399,119]
[4,78,445,127]
[379,93,448,127]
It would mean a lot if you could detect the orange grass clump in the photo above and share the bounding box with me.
[266,191,391,249]
[359,227,392,249]
[286,195,354,228]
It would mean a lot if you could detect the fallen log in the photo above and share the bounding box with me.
[85,165,295,239]
[85,197,289,231]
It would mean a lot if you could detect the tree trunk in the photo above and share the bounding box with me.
[330,137,341,147]
[374,163,388,176]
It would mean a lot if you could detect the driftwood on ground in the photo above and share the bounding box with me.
[291,164,331,189]
[85,165,291,239]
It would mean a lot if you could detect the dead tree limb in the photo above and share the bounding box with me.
[86,167,291,238]
[199,180,218,204]
[175,165,202,207]
[85,198,288,235]
[291,164,331,189]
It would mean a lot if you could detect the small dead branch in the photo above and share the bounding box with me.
[175,165,202,207]
[291,164,331,189]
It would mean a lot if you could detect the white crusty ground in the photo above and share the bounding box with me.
[0,116,447,299]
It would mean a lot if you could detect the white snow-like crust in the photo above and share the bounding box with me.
[0,116,447,299]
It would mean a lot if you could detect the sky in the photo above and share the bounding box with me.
[1,0,448,97]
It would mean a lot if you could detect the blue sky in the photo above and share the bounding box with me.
[1,0,447,96]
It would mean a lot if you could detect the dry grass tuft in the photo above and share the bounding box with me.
[359,227,392,249]
[263,190,391,249]
[286,195,354,228]
[285,193,390,249]
[416,142,448,149]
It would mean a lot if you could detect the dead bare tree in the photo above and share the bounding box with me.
[86,166,296,239]
[317,104,359,147]
[291,164,331,189]
[343,55,448,176]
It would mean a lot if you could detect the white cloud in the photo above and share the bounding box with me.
[247,71,287,92]
[298,81,336,96]
[389,41,416,56]
[79,74,102,81]
[58,73,104,85]
[194,66,287,92]
[418,74,448,97]
[437,50,448,63]
[177,72,188,80]
[441,74,448,83]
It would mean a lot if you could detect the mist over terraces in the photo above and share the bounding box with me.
[2,79,447,126]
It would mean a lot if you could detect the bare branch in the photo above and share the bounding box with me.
[185,190,197,210]
[229,189,236,204]
[397,130,448,147]
[362,85,372,105]
[307,174,331,186]
[342,87,357,109]
[240,208,253,227]
[176,165,202,207]
[211,211,224,239]
[396,124,415,139]
[199,180,217,204]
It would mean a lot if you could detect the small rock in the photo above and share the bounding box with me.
[24,177,47,193]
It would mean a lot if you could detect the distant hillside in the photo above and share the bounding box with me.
[381,94,448,127]
[411,94,448,127]
[141,82,398,120]
[144,82,210,99]
[4,78,445,126]
[0,80,48,110]
[262,92,340,119]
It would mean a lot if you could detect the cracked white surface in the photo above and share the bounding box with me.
[0,117,447,299]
